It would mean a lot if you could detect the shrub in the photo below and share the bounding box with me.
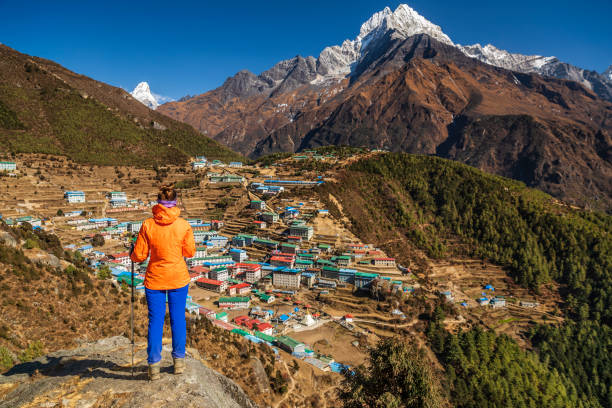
[18,341,44,363]
[92,234,105,247]
[0,346,13,370]
[97,265,111,280]
[24,238,38,249]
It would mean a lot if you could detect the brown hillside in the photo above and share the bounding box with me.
[0,44,242,166]
[159,35,612,210]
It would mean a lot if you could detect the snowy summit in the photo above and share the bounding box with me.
[316,4,453,80]
[131,82,159,110]
[312,4,610,94]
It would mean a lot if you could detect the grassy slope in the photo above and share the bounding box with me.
[0,45,243,166]
[321,153,611,324]
[320,152,612,407]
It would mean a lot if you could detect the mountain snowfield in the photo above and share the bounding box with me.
[130,81,160,109]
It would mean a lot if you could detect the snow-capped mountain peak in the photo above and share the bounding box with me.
[131,81,159,110]
[357,6,393,41]
[315,4,453,80]
[208,4,612,102]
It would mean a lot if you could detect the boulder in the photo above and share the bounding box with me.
[0,231,18,248]
[23,248,60,268]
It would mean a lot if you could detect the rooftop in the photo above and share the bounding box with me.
[219,296,251,303]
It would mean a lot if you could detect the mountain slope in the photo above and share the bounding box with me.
[256,35,612,210]
[0,44,242,166]
[317,152,612,407]
[318,153,611,325]
[157,4,611,210]
[605,65,612,81]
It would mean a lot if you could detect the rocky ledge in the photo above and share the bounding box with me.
[0,336,258,408]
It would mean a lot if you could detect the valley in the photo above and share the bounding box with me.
[0,2,610,407]
[0,148,589,407]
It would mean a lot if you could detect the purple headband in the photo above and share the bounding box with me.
[157,199,177,208]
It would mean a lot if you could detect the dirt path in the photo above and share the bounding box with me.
[273,361,296,408]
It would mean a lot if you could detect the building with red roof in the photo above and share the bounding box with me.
[255,322,274,335]
[243,318,261,330]
[233,315,250,325]
[252,220,267,229]
[108,251,131,267]
[196,277,227,293]
[270,256,294,268]
[228,282,251,296]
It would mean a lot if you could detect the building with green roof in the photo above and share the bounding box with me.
[0,161,17,172]
[316,259,335,267]
[254,331,276,343]
[231,328,250,337]
[276,335,306,353]
[355,272,379,289]
[331,255,351,267]
[295,259,314,269]
[218,296,251,309]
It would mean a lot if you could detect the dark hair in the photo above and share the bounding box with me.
[158,184,177,201]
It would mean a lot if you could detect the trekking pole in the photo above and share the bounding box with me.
[129,241,135,378]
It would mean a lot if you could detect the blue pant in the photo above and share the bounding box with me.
[145,284,188,364]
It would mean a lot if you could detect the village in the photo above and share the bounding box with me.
[0,151,558,376]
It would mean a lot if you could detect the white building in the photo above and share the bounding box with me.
[288,224,314,240]
[65,191,86,203]
[108,191,127,201]
[127,221,143,233]
[245,267,262,283]
[195,246,207,258]
[108,191,128,208]
[273,269,301,288]
[209,268,229,282]
[192,161,207,170]
[0,161,16,172]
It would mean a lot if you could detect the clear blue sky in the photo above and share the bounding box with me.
[1,0,610,100]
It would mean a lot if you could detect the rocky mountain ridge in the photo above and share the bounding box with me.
[160,3,611,112]
[459,43,612,102]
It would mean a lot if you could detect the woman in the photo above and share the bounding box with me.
[130,184,195,380]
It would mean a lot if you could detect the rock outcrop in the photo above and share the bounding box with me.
[24,248,61,268]
[0,336,258,408]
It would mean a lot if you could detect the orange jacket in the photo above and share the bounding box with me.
[130,204,196,290]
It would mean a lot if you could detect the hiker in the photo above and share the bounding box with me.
[130,184,196,380]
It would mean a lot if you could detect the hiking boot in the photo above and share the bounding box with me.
[173,357,185,375]
[148,362,161,381]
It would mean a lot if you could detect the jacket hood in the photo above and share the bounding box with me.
[152,204,181,225]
